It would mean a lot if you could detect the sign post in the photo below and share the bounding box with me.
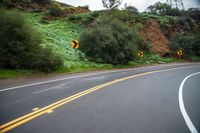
[71,39,79,58]
[176,50,183,60]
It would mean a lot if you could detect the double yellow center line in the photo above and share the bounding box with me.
[0,66,196,132]
[0,77,125,133]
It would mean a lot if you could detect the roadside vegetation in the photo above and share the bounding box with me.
[79,10,145,64]
[0,0,199,79]
[0,69,40,79]
[0,10,63,72]
[170,32,200,57]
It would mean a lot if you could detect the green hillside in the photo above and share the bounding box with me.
[24,12,113,72]
[0,1,199,78]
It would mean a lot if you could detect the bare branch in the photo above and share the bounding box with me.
[102,0,123,9]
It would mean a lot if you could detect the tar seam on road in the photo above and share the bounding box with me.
[0,65,199,132]
[179,72,200,133]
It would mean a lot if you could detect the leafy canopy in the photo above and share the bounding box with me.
[0,10,63,72]
[147,2,180,16]
[102,0,123,9]
[79,10,145,64]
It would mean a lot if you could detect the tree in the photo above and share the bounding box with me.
[124,5,138,14]
[193,32,200,56]
[49,2,63,16]
[102,0,123,9]
[147,2,180,16]
[185,8,200,21]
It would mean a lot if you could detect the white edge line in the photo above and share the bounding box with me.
[179,72,200,133]
[0,69,135,92]
[0,64,199,92]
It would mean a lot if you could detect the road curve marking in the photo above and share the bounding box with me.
[179,72,200,133]
[0,68,138,92]
[0,80,120,133]
[0,65,200,132]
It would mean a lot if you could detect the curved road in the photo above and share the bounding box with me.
[0,63,200,133]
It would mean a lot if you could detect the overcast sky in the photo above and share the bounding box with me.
[56,0,200,11]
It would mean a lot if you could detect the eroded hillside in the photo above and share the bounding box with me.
[142,19,170,56]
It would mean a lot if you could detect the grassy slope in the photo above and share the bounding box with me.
[0,12,182,79]
[25,12,112,71]
[0,69,39,79]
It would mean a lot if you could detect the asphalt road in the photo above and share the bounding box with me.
[0,63,200,133]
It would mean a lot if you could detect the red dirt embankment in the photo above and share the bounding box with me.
[142,19,170,56]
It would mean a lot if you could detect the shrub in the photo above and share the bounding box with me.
[170,33,194,56]
[184,8,200,21]
[125,5,138,14]
[68,15,82,21]
[178,17,195,31]
[82,15,94,25]
[31,0,50,3]
[49,2,63,16]
[79,19,144,64]
[78,5,89,10]
[0,10,63,72]
[68,12,102,26]
[0,0,30,8]
[147,2,181,16]
[29,48,63,72]
[63,6,75,14]
[96,10,141,27]
[193,32,200,56]
[91,11,102,17]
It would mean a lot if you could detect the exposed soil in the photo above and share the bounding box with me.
[142,19,170,56]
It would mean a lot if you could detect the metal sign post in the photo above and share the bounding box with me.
[71,40,79,59]
[176,50,183,60]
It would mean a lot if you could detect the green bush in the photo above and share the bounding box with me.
[178,17,195,31]
[170,32,200,57]
[193,32,200,56]
[170,33,194,56]
[184,8,200,21]
[63,6,75,14]
[0,0,29,7]
[95,10,141,27]
[79,19,144,64]
[67,12,102,26]
[31,0,50,3]
[49,2,63,16]
[0,10,63,72]
[125,5,138,14]
[91,11,103,17]
[147,2,181,16]
[78,5,89,10]
[0,0,12,7]
[68,15,82,21]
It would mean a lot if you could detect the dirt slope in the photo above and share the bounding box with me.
[142,19,170,56]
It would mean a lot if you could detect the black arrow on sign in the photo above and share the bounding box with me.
[73,41,78,48]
